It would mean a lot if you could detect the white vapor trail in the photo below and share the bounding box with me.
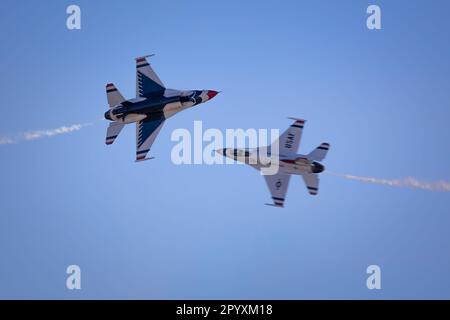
[331,173,450,192]
[0,123,92,145]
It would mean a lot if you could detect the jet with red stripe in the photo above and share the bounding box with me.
[216,118,330,208]
[104,55,219,162]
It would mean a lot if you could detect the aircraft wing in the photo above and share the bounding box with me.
[264,173,291,207]
[302,173,319,195]
[136,55,166,98]
[272,118,305,155]
[136,117,165,161]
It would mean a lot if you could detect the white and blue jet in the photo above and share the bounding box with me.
[104,55,219,161]
[216,118,330,207]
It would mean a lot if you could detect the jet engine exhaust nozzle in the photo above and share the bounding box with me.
[104,110,112,121]
[312,161,325,174]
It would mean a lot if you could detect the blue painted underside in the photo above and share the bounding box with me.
[137,117,164,148]
[137,71,165,98]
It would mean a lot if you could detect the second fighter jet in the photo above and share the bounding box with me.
[216,118,330,207]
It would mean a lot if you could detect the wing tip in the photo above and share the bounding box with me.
[135,54,155,62]
[265,203,284,208]
[288,116,306,123]
[320,142,330,150]
[135,156,155,163]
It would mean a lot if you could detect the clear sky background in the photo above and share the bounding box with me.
[0,0,449,299]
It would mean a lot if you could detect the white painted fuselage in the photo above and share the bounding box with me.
[218,148,325,175]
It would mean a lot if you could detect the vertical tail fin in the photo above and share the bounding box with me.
[307,143,330,161]
[106,83,125,107]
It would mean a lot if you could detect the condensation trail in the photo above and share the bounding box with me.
[0,123,92,145]
[330,172,450,192]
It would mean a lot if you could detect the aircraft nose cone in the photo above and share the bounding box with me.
[215,148,225,156]
[207,90,219,100]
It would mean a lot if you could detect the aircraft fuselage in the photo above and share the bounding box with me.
[104,89,217,124]
[218,148,325,176]
[277,156,325,175]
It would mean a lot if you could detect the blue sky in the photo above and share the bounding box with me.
[0,0,449,299]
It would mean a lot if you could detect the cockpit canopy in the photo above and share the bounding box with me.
[233,149,251,157]
[180,90,194,97]
[180,90,197,103]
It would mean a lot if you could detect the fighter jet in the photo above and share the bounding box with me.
[104,55,219,161]
[216,118,330,207]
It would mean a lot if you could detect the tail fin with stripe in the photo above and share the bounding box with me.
[307,143,330,161]
[105,122,125,145]
[106,83,125,107]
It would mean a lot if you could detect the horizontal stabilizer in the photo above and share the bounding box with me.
[302,173,320,196]
[307,143,330,161]
[105,122,125,145]
[106,83,125,107]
